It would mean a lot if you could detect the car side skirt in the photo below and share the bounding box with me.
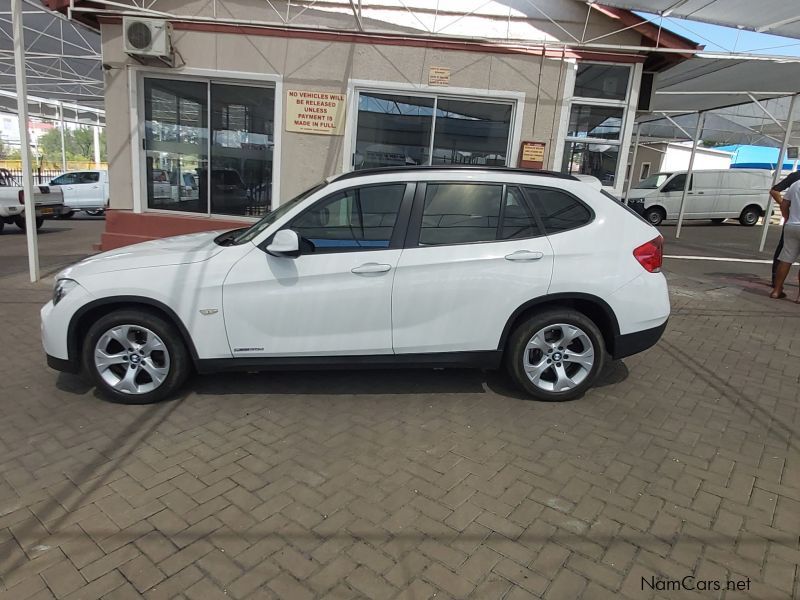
[195,351,503,374]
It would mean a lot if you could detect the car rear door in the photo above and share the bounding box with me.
[223,182,414,356]
[392,181,554,354]
[49,172,79,208]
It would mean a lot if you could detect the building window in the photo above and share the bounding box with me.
[562,63,631,188]
[639,162,651,181]
[143,77,275,217]
[574,64,630,101]
[353,91,513,170]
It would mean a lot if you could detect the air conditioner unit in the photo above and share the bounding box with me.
[123,17,173,66]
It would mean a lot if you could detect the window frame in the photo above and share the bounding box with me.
[404,181,546,249]
[557,61,635,192]
[342,81,526,174]
[521,185,596,236]
[271,181,416,255]
[132,68,282,218]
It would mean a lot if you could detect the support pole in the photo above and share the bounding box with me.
[58,100,67,172]
[760,93,797,252]
[676,111,705,239]
[93,114,101,168]
[12,0,39,283]
[623,122,641,204]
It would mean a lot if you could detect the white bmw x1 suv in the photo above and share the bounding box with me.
[42,167,669,404]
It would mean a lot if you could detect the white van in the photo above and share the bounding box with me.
[627,169,772,226]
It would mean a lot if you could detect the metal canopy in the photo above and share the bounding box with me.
[0,0,102,107]
[597,0,800,39]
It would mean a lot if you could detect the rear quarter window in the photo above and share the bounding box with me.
[523,187,593,234]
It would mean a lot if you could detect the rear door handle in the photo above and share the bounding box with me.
[505,250,544,262]
[351,263,392,274]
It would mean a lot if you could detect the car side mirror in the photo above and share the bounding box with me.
[266,229,300,257]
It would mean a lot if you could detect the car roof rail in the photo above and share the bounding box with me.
[331,165,580,182]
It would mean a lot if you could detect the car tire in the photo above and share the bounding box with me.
[82,309,190,404]
[14,216,44,230]
[739,205,761,226]
[86,209,105,217]
[60,210,75,219]
[711,218,725,224]
[506,309,606,402]
[0,220,4,234]
[644,207,665,226]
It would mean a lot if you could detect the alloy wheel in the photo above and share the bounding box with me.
[94,324,170,394]
[522,323,595,392]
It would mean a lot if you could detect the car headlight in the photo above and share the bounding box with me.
[53,278,78,306]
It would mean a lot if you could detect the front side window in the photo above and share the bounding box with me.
[525,187,592,234]
[291,184,406,251]
[143,77,274,217]
[77,172,100,184]
[354,92,514,170]
[663,174,688,193]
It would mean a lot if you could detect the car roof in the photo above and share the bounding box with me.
[332,165,579,183]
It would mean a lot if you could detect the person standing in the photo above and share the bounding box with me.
[770,170,800,286]
[771,179,800,300]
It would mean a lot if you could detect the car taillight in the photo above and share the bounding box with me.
[18,190,24,204]
[633,236,663,273]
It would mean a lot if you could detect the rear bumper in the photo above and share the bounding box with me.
[47,353,80,374]
[611,320,667,359]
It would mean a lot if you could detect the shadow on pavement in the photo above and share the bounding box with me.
[56,360,629,402]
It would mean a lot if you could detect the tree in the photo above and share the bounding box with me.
[37,126,107,164]
[0,138,20,160]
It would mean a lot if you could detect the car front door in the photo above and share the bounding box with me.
[222,182,413,357]
[392,182,554,354]
[49,173,79,208]
[71,172,104,210]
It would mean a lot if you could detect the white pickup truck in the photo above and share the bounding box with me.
[0,168,66,233]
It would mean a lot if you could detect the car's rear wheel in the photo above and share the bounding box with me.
[506,309,606,401]
[60,210,75,219]
[644,207,665,226]
[14,215,44,230]
[739,205,761,226]
[86,209,105,217]
[82,310,190,404]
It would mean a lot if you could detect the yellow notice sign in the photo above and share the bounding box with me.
[428,67,450,86]
[286,90,346,135]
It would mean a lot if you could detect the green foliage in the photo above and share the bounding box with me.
[0,138,20,160]
[37,126,107,163]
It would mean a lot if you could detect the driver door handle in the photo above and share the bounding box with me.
[505,250,544,262]
[351,263,392,274]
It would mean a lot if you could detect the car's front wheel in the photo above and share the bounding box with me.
[644,207,665,226]
[506,309,606,401]
[82,310,190,404]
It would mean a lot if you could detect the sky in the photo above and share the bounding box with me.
[637,12,800,57]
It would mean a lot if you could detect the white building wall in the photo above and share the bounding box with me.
[662,144,733,172]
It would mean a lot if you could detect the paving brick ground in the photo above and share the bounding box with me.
[0,218,798,599]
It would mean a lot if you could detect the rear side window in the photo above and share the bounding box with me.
[419,183,542,246]
[78,172,100,183]
[524,187,592,234]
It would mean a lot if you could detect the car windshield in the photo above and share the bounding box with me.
[226,182,326,245]
[634,173,671,189]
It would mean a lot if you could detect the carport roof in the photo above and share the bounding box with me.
[0,0,103,117]
[597,1,800,39]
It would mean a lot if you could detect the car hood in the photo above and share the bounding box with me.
[60,230,226,278]
[626,189,654,200]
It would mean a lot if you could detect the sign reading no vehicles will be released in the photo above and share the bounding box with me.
[285,90,346,136]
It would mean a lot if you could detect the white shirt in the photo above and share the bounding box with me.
[785,180,800,225]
